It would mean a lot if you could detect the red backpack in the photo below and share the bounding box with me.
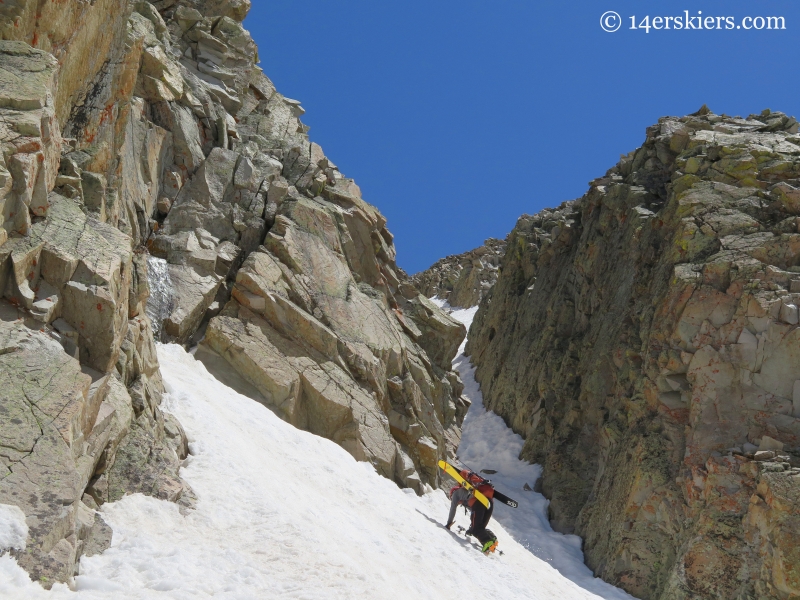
[460,470,494,506]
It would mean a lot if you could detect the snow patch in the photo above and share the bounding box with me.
[0,505,27,552]
[0,297,636,599]
[442,301,637,600]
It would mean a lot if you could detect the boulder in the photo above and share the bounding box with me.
[164,263,222,343]
[106,416,188,504]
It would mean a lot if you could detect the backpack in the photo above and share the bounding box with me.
[461,470,494,506]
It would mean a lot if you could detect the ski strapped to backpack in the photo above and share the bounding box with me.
[460,460,519,508]
[438,460,491,508]
[438,460,519,509]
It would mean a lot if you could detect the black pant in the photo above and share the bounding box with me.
[470,499,494,544]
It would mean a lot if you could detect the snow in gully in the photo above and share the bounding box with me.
[0,307,636,600]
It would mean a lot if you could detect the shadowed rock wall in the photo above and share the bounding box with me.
[467,107,800,600]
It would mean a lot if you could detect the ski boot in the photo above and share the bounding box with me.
[482,530,498,554]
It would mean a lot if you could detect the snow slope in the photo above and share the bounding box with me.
[0,311,636,599]
[442,304,636,600]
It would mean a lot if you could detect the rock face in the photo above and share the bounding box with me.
[466,107,800,600]
[0,0,467,586]
[0,20,190,586]
[139,2,467,492]
[412,238,506,308]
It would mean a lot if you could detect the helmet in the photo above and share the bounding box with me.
[448,485,460,500]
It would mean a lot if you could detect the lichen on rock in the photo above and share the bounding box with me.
[0,0,469,586]
[466,107,800,600]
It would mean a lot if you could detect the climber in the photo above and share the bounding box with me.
[445,471,498,553]
[445,484,471,530]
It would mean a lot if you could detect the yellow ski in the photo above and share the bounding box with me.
[438,460,491,509]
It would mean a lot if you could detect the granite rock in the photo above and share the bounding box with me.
[412,238,506,308]
[466,108,800,600]
[0,0,470,586]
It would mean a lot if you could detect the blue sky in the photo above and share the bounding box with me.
[245,1,798,273]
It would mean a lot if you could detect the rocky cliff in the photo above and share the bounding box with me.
[466,107,800,599]
[412,238,506,308]
[0,0,467,587]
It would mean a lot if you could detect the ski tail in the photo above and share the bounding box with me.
[492,490,518,508]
